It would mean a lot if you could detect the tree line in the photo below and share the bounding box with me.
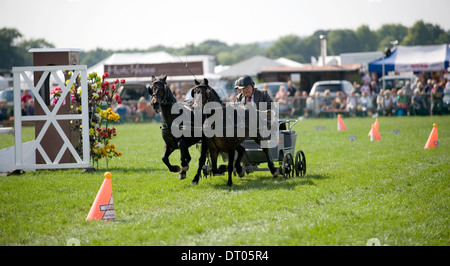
[1,20,449,73]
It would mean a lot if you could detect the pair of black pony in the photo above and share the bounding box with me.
[147,74,278,186]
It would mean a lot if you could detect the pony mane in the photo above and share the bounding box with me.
[194,78,223,106]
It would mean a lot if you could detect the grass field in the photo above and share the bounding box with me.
[0,115,449,246]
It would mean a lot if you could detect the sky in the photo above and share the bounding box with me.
[1,0,450,52]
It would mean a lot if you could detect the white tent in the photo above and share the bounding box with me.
[88,51,178,75]
[368,44,450,74]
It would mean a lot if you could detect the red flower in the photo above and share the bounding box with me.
[111,84,116,90]
[121,79,126,84]
[115,79,119,84]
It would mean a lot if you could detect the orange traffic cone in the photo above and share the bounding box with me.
[424,123,438,149]
[368,118,379,137]
[86,172,115,221]
[337,114,347,131]
[369,120,381,141]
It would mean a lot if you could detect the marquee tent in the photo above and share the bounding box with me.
[368,44,450,75]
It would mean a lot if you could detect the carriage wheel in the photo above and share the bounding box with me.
[295,150,306,177]
[282,152,294,179]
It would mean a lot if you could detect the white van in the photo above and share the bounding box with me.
[379,75,416,90]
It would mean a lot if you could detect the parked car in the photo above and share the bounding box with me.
[0,87,33,120]
[118,81,150,103]
[443,88,450,114]
[378,75,416,90]
[309,80,354,97]
[254,82,289,98]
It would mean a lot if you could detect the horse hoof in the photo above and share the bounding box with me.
[179,173,186,180]
[238,170,245,178]
[272,168,279,178]
[191,181,198,185]
[170,166,181,173]
[181,165,189,172]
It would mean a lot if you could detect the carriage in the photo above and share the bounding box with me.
[203,119,306,179]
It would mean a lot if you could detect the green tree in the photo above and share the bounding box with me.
[18,38,54,66]
[355,25,378,51]
[80,48,113,68]
[375,24,408,50]
[268,34,303,61]
[0,28,24,70]
[327,29,362,55]
[402,20,449,45]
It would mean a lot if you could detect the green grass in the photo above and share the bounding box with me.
[0,115,449,246]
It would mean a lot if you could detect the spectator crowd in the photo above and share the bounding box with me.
[271,76,449,118]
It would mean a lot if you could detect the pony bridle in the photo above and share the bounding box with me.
[150,81,168,105]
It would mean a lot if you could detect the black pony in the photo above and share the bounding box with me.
[147,74,200,179]
[190,78,247,186]
[191,79,280,186]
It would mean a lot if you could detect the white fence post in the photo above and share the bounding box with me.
[12,65,90,170]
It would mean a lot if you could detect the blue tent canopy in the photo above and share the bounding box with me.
[368,48,397,75]
[368,44,450,75]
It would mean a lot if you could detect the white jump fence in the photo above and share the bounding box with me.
[12,65,90,170]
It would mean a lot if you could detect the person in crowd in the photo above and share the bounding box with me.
[346,89,359,116]
[423,79,433,94]
[411,77,421,91]
[430,83,443,115]
[292,90,305,117]
[26,98,34,116]
[390,88,398,115]
[376,89,385,115]
[353,81,361,94]
[135,96,154,122]
[305,91,321,118]
[275,85,291,112]
[401,81,412,96]
[360,91,372,117]
[21,90,32,116]
[417,82,430,114]
[369,80,380,96]
[360,76,371,97]
[113,101,132,123]
[320,89,333,117]
[382,90,393,116]
[333,91,347,110]
[286,80,297,97]
[410,88,427,116]
[174,88,185,101]
[396,89,408,116]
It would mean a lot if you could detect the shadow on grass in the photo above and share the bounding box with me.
[81,167,169,174]
[209,173,329,191]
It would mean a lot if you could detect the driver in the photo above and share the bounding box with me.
[234,75,279,178]
[235,76,272,108]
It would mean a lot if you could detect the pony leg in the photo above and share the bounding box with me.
[162,144,180,173]
[178,138,193,180]
[192,139,208,185]
[208,146,226,175]
[226,150,235,186]
[235,145,245,177]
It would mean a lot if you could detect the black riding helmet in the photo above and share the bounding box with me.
[235,76,255,90]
